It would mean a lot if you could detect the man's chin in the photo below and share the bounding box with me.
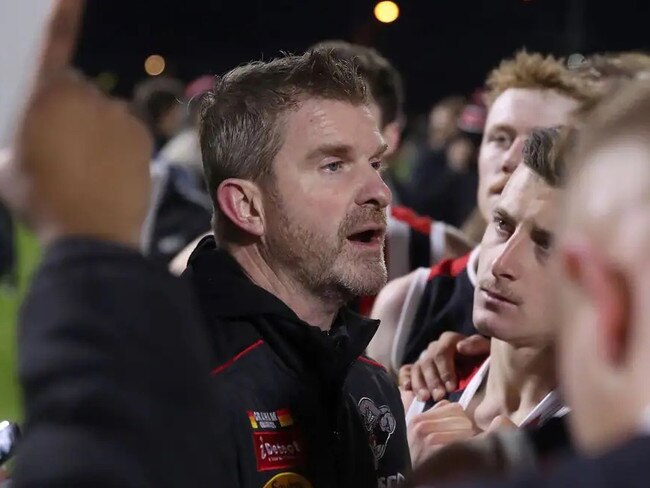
[335,266,387,298]
[475,321,548,349]
[473,321,496,339]
[345,278,387,298]
[473,314,517,342]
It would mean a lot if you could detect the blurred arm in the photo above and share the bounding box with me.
[13,238,229,488]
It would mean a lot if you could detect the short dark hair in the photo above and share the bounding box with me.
[200,50,369,237]
[522,127,574,187]
[131,77,184,133]
[309,40,404,128]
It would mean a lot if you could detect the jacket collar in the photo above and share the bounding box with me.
[184,236,380,380]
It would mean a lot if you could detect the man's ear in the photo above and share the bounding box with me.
[216,178,265,237]
[562,242,631,366]
[382,120,403,158]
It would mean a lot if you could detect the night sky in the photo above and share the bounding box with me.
[75,0,650,116]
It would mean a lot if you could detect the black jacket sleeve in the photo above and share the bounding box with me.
[12,238,232,488]
[423,436,650,488]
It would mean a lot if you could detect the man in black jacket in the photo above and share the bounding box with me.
[186,50,409,487]
[0,1,228,485]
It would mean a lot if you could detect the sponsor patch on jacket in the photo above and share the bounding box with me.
[248,409,303,472]
[248,409,294,430]
[358,397,396,466]
[378,473,405,488]
[262,472,312,488]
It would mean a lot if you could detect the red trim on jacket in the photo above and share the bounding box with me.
[210,340,264,375]
[357,295,377,317]
[358,356,387,371]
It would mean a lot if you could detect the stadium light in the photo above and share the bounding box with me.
[144,54,166,76]
[374,1,399,24]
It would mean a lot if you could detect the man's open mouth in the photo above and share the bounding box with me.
[346,227,385,245]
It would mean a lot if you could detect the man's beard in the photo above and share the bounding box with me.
[263,192,387,302]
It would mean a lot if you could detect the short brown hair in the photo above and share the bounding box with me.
[484,50,592,107]
[200,50,368,234]
[309,40,404,128]
[575,52,650,83]
[571,52,650,120]
[572,80,650,166]
[522,127,573,187]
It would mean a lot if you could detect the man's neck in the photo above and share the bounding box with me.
[472,338,556,430]
[228,244,341,331]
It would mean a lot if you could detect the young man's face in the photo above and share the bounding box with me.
[477,88,578,220]
[262,98,391,299]
[473,164,561,347]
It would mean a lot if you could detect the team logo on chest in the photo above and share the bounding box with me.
[247,409,304,472]
[357,397,397,464]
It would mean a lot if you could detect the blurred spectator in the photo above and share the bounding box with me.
[406,96,468,218]
[131,77,185,152]
[409,98,486,226]
[408,96,486,227]
[140,161,212,265]
[141,77,214,265]
[159,75,213,182]
[428,96,466,151]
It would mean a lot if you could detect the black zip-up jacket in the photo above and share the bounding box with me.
[185,236,409,488]
[14,239,228,487]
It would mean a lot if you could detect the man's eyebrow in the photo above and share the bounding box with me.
[305,142,388,160]
[487,123,516,136]
[531,225,554,246]
[372,142,389,159]
[305,143,354,160]
[493,206,517,225]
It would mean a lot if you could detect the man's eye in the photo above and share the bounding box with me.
[493,217,512,237]
[489,133,512,148]
[323,161,343,172]
[535,244,551,262]
[371,160,384,172]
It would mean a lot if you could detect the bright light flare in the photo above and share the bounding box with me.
[374,1,399,24]
[144,54,166,76]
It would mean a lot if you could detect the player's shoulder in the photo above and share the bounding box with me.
[428,251,471,280]
[390,206,432,235]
